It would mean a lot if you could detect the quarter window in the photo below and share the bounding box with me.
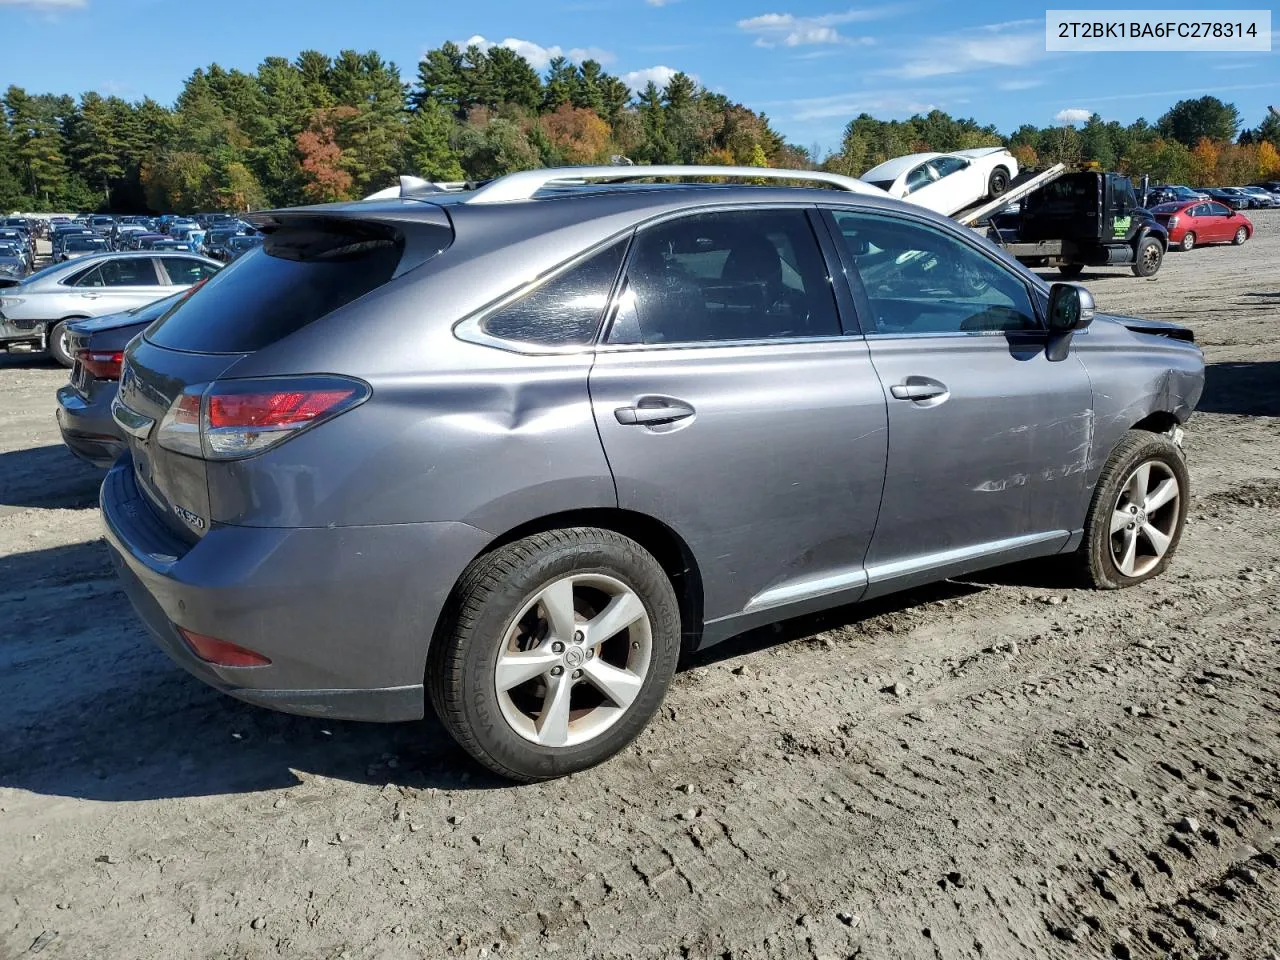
[606,209,841,346]
[830,210,1039,335]
[480,239,626,347]
[161,258,220,285]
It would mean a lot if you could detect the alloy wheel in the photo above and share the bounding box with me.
[1108,460,1181,578]
[494,573,652,748]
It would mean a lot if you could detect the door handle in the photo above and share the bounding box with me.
[79,292,101,299]
[890,377,949,402]
[615,398,696,426]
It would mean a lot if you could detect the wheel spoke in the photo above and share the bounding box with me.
[1144,477,1179,513]
[581,658,643,709]
[1110,508,1132,535]
[1118,528,1139,576]
[538,577,578,642]
[1126,463,1151,503]
[495,648,560,692]
[1141,522,1171,559]
[584,590,646,647]
[534,672,574,747]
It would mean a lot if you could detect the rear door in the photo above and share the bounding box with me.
[69,256,164,314]
[588,207,889,634]
[822,207,1094,595]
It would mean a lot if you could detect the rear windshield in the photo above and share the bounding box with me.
[145,220,407,353]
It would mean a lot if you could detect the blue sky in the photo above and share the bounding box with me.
[1,0,1276,151]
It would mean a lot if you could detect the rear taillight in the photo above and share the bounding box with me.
[75,349,124,380]
[179,628,271,667]
[156,376,369,460]
[1167,216,1179,228]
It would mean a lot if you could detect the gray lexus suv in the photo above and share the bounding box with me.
[101,165,1204,781]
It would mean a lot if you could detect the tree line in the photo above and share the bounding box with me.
[2,41,1278,214]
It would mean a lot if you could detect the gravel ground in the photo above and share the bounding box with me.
[1,215,1278,960]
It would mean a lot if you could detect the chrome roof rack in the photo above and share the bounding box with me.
[463,165,887,204]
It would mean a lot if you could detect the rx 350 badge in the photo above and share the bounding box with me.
[173,503,206,530]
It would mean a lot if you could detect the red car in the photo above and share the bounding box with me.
[1151,200,1252,251]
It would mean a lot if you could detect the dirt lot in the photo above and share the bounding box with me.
[2,216,1278,960]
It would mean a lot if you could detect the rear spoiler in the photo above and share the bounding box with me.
[244,202,455,278]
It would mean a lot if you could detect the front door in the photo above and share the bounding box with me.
[823,207,1095,595]
[589,207,889,636]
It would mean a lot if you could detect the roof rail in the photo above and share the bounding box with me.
[463,165,887,204]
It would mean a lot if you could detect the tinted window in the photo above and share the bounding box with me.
[607,209,840,345]
[1207,202,1231,216]
[831,210,1038,335]
[100,257,159,286]
[904,164,934,193]
[931,156,968,177]
[160,258,220,285]
[147,221,408,353]
[480,239,625,347]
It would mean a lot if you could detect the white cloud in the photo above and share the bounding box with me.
[737,6,897,47]
[783,91,942,121]
[885,21,1043,78]
[998,78,1044,91]
[621,65,682,93]
[460,35,615,70]
[1054,108,1092,125]
[0,0,85,6]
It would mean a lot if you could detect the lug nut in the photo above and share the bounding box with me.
[572,669,583,679]
[550,665,564,677]
[1127,522,1136,530]
[574,631,584,642]
[1130,505,1139,513]
[551,641,565,653]
[586,649,594,659]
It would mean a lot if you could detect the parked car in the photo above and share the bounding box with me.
[1150,200,1253,251]
[860,147,1018,215]
[0,248,28,283]
[100,164,1203,782]
[222,234,263,261]
[1199,187,1251,210]
[56,290,192,467]
[1234,186,1276,208]
[0,251,222,365]
[1144,185,1207,207]
[144,238,197,252]
[57,235,110,262]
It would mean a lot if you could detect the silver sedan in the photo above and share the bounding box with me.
[0,250,221,366]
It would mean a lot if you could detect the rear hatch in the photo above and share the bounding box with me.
[113,202,453,543]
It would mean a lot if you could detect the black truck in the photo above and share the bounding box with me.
[988,171,1168,278]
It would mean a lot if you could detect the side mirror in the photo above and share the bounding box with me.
[1048,282,1095,332]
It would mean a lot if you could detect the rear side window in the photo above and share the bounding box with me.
[479,239,627,347]
[146,221,407,353]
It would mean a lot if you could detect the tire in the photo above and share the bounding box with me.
[47,319,76,368]
[1179,231,1196,252]
[1080,430,1189,590]
[428,528,681,782]
[1232,226,1248,246]
[988,166,1011,198]
[1131,237,1163,277]
[1057,263,1085,278]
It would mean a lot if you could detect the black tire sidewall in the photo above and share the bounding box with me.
[1132,238,1162,277]
[1084,433,1190,589]
[989,168,1009,197]
[434,531,680,781]
[1058,263,1084,278]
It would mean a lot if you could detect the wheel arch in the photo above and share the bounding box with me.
[439,507,705,657]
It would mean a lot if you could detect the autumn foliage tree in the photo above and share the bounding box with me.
[296,112,352,202]
[538,105,610,165]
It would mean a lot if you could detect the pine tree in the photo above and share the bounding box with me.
[406,100,464,181]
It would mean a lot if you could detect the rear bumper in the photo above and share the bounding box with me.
[56,384,126,467]
[100,457,493,722]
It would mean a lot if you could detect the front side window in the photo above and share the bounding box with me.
[606,209,841,346]
[161,258,220,285]
[930,156,968,178]
[830,210,1039,335]
[479,239,627,348]
[1207,202,1231,216]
